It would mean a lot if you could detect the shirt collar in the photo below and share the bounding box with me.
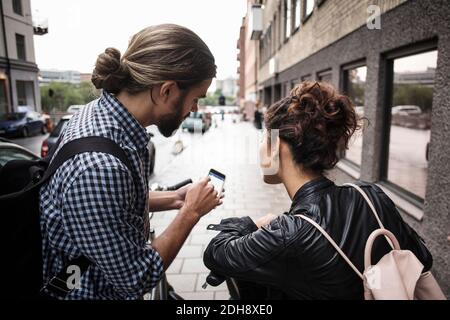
[100,91,150,150]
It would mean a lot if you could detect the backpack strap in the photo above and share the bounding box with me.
[43,136,133,182]
[41,136,133,298]
[294,183,398,280]
[295,214,364,280]
[343,183,394,250]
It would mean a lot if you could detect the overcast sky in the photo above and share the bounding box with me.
[31,0,247,89]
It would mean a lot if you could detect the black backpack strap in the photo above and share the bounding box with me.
[43,136,133,182]
[41,136,133,299]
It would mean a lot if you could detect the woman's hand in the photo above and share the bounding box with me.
[254,213,278,229]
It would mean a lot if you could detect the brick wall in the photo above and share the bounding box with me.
[259,0,407,83]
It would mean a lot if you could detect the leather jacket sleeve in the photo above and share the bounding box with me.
[203,215,298,287]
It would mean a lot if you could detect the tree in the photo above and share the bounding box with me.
[40,82,100,113]
[393,84,433,112]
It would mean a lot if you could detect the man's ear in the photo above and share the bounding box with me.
[159,81,178,103]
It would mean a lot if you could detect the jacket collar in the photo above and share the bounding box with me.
[289,176,334,212]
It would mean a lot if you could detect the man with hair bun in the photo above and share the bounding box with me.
[40,24,222,300]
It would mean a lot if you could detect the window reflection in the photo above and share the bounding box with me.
[387,50,437,200]
[344,66,367,167]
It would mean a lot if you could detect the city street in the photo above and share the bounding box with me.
[9,114,433,300]
[148,115,291,300]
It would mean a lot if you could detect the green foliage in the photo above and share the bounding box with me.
[198,89,235,106]
[393,84,434,112]
[40,82,100,113]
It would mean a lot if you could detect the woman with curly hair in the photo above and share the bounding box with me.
[203,81,433,300]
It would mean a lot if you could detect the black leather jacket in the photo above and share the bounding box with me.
[203,177,433,300]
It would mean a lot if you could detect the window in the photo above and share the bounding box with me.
[284,0,292,40]
[16,80,35,108]
[283,82,291,96]
[304,0,314,18]
[343,65,367,167]
[15,33,26,61]
[294,0,301,29]
[274,84,282,103]
[16,81,27,106]
[384,50,437,201]
[0,79,8,115]
[12,0,23,16]
[317,70,332,83]
[301,74,312,81]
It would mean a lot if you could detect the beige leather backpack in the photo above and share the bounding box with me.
[296,183,446,300]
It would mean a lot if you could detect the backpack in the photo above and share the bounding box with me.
[0,136,132,300]
[296,183,446,300]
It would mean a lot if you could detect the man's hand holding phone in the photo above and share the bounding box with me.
[182,177,223,220]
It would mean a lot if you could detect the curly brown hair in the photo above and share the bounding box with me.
[265,81,361,173]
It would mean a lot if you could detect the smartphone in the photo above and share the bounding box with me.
[208,169,226,197]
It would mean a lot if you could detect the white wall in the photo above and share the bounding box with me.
[2,0,35,62]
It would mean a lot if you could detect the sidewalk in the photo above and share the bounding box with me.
[149,118,291,300]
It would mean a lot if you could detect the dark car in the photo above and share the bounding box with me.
[41,116,157,175]
[0,110,46,138]
[0,137,40,169]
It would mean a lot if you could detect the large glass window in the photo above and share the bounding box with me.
[284,0,292,40]
[386,50,437,200]
[343,66,367,167]
[12,0,23,16]
[15,33,26,61]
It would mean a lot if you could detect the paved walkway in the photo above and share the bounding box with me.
[149,117,291,300]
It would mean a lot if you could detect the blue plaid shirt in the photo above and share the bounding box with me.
[39,92,163,300]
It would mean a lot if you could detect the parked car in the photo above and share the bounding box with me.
[41,115,157,175]
[67,105,85,115]
[392,105,422,116]
[182,111,212,133]
[0,137,40,168]
[0,110,46,138]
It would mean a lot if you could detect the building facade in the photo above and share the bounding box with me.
[216,77,238,98]
[0,0,43,115]
[239,0,450,296]
[39,69,81,85]
[237,0,261,121]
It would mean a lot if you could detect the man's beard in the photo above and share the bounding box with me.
[158,95,189,137]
